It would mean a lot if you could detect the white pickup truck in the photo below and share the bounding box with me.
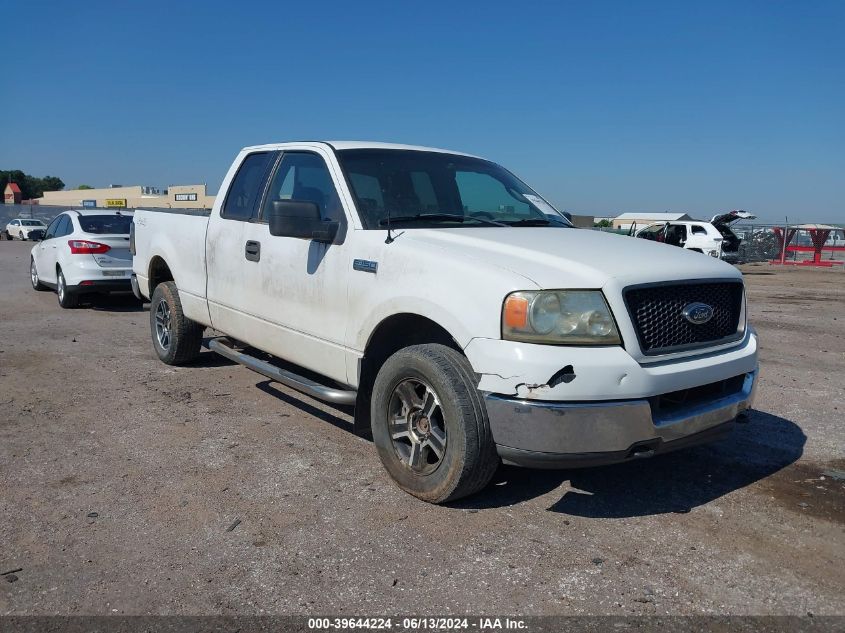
[131,141,758,503]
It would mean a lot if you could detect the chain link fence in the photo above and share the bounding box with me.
[732,224,845,264]
[592,223,844,265]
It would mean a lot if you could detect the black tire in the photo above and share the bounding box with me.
[56,269,79,308]
[371,344,499,503]
[30,258,47,291]
[150,281,203,365]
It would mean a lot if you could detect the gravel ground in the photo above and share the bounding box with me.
[0,240,842,616]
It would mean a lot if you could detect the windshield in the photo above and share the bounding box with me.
[78,214,133,235]
[22,220,45,226]
[336,149,572,229]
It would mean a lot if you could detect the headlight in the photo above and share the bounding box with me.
[503,290,622,345]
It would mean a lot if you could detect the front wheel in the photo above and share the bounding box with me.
[150,281,203,365]
[371,344,499,503]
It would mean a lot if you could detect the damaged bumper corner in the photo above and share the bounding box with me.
[486,367,758,469]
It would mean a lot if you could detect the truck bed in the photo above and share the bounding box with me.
[132,207,211,327]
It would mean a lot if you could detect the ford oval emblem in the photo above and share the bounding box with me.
[682,302,714,325]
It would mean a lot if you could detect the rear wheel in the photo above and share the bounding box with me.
[371,344,499,503]
[150,281,203,365]
[56,269,79,308]
[30,258,47,291]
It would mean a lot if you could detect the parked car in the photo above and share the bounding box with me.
[30,209,134,308]
[635,210,756,260]
[6,218,48,240]
[132,142,758,503]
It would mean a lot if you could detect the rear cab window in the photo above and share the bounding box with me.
[222,152,277,221]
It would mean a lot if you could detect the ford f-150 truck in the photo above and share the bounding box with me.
[131,141,758,503]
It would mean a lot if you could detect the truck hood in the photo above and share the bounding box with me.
[402,227,741,289]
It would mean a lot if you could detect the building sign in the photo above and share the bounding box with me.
[106,199,127,208]
[174,193,198,202]
[82,200,97,208]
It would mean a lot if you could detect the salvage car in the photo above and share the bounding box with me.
[131,142,758,503]
[30,209,134,308]
[6,218,48,241]
[635,210,756,260]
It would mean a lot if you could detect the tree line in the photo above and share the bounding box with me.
[1,170,65,200]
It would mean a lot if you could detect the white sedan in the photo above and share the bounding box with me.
[6,218,48,240]
[29,209,135,308]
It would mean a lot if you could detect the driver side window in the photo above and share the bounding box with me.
[261,152,344,222]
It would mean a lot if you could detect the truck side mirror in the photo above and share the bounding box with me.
[268,200,339,243]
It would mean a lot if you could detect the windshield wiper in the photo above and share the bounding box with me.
[503,217,551,226]
[378,213,506,227]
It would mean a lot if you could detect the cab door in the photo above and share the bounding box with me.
[240,149,352,385]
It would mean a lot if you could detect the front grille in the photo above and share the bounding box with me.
[624,281,744,354]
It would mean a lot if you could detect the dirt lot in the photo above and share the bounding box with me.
[0,240,843,616]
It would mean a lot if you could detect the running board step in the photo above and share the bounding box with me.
[207,337,357,406]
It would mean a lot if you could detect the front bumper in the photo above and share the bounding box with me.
[487,367,758,468]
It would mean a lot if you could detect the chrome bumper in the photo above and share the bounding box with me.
[486,368,758,468]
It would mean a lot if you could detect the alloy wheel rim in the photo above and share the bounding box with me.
[154,299,172,350]
[58,275,65,300]
[388,378,447,474]
[30,261,38,286]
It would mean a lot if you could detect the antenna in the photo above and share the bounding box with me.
[385,206,395,244]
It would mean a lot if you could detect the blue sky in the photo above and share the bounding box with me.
[1,0,842,222]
